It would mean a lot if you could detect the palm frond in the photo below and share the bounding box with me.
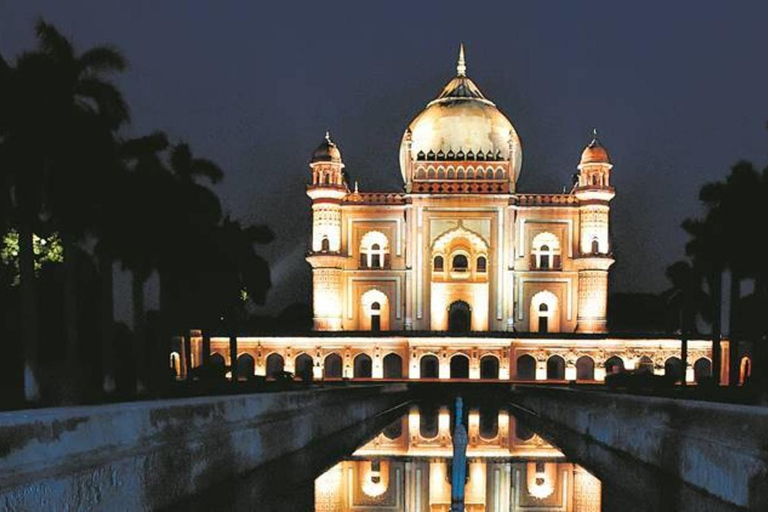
[78,46,127,74]
[170,143,192,178]
[34,19,74,64]
[119,131,169,159]
[75,77,130,127]
[191,158,224,184]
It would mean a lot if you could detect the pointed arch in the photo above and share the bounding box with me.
[353,353,373,378]
[360,288,389,331]
[530,290,559,333]
[324,353,342,379]
[236,353,255,380]
[532,232,561,269]
[516,354,536,380]
[480,354,500,379]
[576,356,595,380]
[266,353,284,378]
[360,231,389,269]
[295,353,314,381]
[420,354,439,379]
[383,353,403,379]
[546,355,565,380]
[450,353,470,379]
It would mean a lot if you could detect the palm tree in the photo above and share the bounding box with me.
[1,47,47,401]
[29,20,130,398]
[115,132,170,393]
[664,260,709,385]
[698,161,762,385]
[159,143,223,350]
[682,215,725,384]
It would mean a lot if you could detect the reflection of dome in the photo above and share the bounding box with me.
[312,131,342,163]
[580,131,610,165]
[399,45,522,182]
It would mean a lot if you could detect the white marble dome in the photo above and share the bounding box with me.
[399,47,522,183]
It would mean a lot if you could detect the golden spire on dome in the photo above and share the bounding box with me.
[457,43,466,77]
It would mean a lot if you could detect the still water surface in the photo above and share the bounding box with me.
[168,396,740,512]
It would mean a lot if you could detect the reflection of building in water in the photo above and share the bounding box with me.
[315,407,600,511]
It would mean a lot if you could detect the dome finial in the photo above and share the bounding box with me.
[590,128,600,146]
[457,43,467,77]
[325,129,332,143]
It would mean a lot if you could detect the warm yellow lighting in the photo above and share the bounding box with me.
[360,460,389,497]
[526,462,556,499]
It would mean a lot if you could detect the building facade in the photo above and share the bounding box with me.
[307,46,613,335]
[177,46,723,384]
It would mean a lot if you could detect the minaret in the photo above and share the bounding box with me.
[306,131,346,330]
[573,130,615,332]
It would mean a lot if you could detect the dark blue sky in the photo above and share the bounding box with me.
[2,1,767,321]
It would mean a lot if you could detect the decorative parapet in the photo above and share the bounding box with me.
[515,194,579,206]
[412,180,509,194]
[343,192,407,205]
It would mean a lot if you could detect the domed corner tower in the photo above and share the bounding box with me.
[573,130,616,333]
[306,132,348,331]
[398,44,523,194]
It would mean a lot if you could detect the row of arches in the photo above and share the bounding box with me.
[414,165,506,180]
[515,354,712,382]
[433,254,487,273]
[205,351,713,382]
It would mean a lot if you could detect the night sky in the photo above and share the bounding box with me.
[2,1,767,324]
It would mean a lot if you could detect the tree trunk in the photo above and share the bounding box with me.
[19,224,40,402]
[63,233,79,402]
[729,271,741,386]
[681,303,693,388]
[229,335,238,383]
[710,271,723,385]
[202,330,211,367]
[132,270,147,394]
[100,252,116,394]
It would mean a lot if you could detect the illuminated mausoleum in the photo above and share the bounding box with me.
[308,45,613,334]
[194,46,722,383]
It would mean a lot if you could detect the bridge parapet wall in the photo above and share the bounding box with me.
[512,387,768,509]
[0,384,408,511]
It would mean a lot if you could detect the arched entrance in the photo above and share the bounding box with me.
[266,353,284,378]
[694,358,712,382]
[605,356,624,375]
[354,353,372,378]
[450,354,470,379]
[420,355,439,379]
[448,300,471,332]
[361,289,389,331]
[516,354,536,380]
[637,356,654,374]
[236,353,255,380]
[295,353,314,382]
[383,353,403,379]
[665,357,684,382]
[324,353,342,379]
[576,356,595,380]
[480,355,499,379]
[546,355,565,380]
